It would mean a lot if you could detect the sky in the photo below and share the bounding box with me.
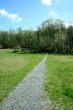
[0,0,73,30]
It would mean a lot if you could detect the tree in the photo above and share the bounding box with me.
[66,26,73,52]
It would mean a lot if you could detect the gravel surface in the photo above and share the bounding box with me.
[0,55,53,110]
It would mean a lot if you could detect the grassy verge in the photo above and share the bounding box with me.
[45,54,73,110]
[0,49,44,103]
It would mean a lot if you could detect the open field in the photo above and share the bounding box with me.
[0,50,73,110]
[45,54,73,110]
[0,49,44,103]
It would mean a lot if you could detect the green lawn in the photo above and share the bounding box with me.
[45,54,73,110]
[0,49,44,103]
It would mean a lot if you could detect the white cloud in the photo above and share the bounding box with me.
[64,22,73,28]
[41,0,52,6]
[49,11,58,18]
[0,9,22,22]
[64,22,69,28]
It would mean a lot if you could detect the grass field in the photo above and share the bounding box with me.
[45,54,73,110]
[0,49,44,103]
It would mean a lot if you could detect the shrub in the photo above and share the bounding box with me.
[13,45,21,53]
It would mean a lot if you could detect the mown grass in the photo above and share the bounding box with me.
[0,49,44,103]
[45,54,73,110]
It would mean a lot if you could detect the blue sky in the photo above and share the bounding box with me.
[0,0,73,30]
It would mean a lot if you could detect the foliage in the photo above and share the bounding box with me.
[0,19,73,53]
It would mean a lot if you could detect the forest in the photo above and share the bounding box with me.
[0,19,73,53]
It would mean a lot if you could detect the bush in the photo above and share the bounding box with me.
[13,46,21,53]
[21,48,31,53]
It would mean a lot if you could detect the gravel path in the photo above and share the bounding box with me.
[0,55,53,110]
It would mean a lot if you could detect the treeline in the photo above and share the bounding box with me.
[0,19,73,53]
